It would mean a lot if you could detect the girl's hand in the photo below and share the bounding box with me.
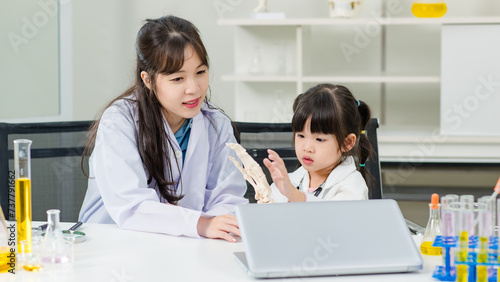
[197,214,240,242]
[263,149,305,202]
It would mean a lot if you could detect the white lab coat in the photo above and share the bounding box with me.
[79,97,248,238]
[270,156,368,202]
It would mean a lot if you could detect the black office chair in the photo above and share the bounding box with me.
[0,121,92,222]
[232,118,383,202]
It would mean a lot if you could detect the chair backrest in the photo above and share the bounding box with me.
[0,121,93,222]
[232,118,382,202]
[365,118,382,199]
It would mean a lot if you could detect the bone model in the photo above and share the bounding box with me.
[227,143,273,203]
[254,0,268,13]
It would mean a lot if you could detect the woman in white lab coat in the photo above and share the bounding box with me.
[79,15,248,242]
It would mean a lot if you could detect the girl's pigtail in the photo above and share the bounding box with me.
[357,100,375,188]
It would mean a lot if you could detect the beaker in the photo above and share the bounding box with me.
[0,207,15,273]
[40,209,72,269]
[411,1,447,18]
[14,139,33,254]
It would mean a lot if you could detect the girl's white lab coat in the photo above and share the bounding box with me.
[270,156,368,202]
[79,97,248,238]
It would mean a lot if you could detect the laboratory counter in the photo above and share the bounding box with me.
[2,222,442,282]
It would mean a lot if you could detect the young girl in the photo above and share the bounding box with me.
[264,84,373,202]
[79,16,248,242]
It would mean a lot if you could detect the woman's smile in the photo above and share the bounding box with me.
[183,98,200,108]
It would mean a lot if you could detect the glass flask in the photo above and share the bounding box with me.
[420,193,442,255]
[248,46,264,75]
[14,139,33,254]
[412,1,447,18]
[0,207,15,273]
[40,209,71,269]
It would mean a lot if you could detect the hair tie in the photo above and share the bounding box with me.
[359,163,365,167]
[361,130,365,134]
[356,100,360,107]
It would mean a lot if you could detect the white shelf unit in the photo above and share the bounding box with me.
[218,17,500,163]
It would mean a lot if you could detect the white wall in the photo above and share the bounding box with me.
[72,0,239,120]
[1,0,500,122]
[0,1,59,120]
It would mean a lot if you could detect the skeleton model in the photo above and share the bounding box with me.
[253,0,268,13]
[328,0,363,18]
[227,143,273,203]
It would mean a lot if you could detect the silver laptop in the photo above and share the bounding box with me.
[234,199,423,278]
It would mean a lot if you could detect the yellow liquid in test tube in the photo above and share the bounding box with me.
[411,3,447,18]
[15,178,32,253]
[0,247,15,273]
[456,231,469,282]
[457,264,468,282]
[420,241,442,255]
[476,237,489,282]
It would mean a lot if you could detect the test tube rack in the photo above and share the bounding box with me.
[432,235,500,282]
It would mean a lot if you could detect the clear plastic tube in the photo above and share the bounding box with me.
[441,195,457,237]
[476,198,492,282]
[456,195,474,282]
[441,195,457,274]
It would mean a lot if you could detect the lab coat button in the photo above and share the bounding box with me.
[175,150,182,159]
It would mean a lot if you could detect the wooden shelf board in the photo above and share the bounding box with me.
[222,74,440,83]
[218,17,500,26]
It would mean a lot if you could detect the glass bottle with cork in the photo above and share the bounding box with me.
[420,193,442,255]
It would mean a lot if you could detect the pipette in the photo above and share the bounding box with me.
[488,177,500,201]
[473,177,500,228]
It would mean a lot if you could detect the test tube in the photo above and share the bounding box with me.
[456,195,474,282]
[479,195,496,235]
[14,139,33,254]
[441,195,457,277]
[445,194,460,235]
[442,195,457,237]
[477,198,492,282]
[497,198,500,280]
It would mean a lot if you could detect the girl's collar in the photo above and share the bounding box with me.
[297,175,326,197]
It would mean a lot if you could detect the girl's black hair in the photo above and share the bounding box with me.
[292,84,375,187]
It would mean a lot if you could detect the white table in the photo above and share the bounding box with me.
[2,222,442,282]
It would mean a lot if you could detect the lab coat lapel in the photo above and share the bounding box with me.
[324,156,356,188]
[184,112,205,165]
[177,112,207,210]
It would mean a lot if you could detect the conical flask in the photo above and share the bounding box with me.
[420,193,442,255]
[14,139,33,254]
[0,207,15,273]
[40,209,71,268]
[412,0,447,18]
